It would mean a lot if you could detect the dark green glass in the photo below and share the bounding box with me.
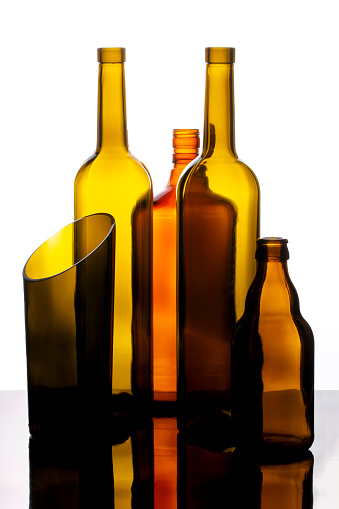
[23,213,115,436]
[29,434,114,508]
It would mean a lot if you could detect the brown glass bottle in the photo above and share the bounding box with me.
[177,48,260,429]
[153,129,199,409]
[231,238,314,456]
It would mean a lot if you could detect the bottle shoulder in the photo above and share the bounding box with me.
[74,150,152,189]
[177,153,259,203]
[178,154,259,186]
[234,272,313,343]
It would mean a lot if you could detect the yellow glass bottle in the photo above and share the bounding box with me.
[153,129,199,410]
[74,48,153,412]
[231,238,314,456]
[177,47,260,428]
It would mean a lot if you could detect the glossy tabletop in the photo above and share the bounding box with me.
[0,390,338,508]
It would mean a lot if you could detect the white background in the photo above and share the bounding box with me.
[0,0,338,390]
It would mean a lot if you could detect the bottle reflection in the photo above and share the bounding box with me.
[29,434,114,508]
[112,419,154,508]
[29,418,313,508]
[231,450,314,509]
[154,418,177,509]
[29,418,154,508]
[177,423,233,508]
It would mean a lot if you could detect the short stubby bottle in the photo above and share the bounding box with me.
[177,48,260,429]
[232,238,314,457]
[153,129,199,413]
[74,48,153,414]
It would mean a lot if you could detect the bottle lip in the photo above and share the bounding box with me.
[205,47,235,64]
[257,237,288,246]
[172,129,200,155]
[172,129,200,137]
[97,48,126,63]
[256,237,289,261]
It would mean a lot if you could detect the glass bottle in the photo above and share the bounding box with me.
[153,129,199,410]
[74,48,153,412]
[177,47,260,428]
[231,238,314,456]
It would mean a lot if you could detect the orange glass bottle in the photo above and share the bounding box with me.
[153,130,199,409]
[232,238,314,456]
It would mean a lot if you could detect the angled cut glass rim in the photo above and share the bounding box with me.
[23,213,115,283]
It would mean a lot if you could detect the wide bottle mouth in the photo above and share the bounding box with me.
[23,213,115,281]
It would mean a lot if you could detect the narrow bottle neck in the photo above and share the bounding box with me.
[169,129,200,186]
[96,63,128,153]
[255,238,298,311]
[203,63,237,158]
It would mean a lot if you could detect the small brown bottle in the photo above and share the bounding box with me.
[231,238,314,456]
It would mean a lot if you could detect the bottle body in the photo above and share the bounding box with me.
[153,129,199,409]
[177,48,260,428]
[74,48,153,411]
[231,238,314,456]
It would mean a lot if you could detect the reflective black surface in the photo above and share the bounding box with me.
[0,391,338,507]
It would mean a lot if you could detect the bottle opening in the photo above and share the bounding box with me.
[256,237,289,262]
[205,47,235,64]
[172,129,200,163]
[97,48,126,63]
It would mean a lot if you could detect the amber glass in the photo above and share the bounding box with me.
[177,47,260,428]
[23,214,115,436]
[74,48,153,412]
[153,129,199,408]
[231,450,314,509]
[232,238,314,456]
[154,417,177,509]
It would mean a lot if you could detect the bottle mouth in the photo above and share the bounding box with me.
[172,129,200,162]
[205,47,235,64]
[256,237,289,261]
[97,48,126,63]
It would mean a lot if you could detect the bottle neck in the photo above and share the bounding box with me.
[96,62,128,153]
[254,238,299,313]
[256,238,290,263]
[169,129,200,186]
[203,63,237,158]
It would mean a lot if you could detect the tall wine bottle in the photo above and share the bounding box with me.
[177,47,260,428]
[153,129,199,410]
[74,48,153,412]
